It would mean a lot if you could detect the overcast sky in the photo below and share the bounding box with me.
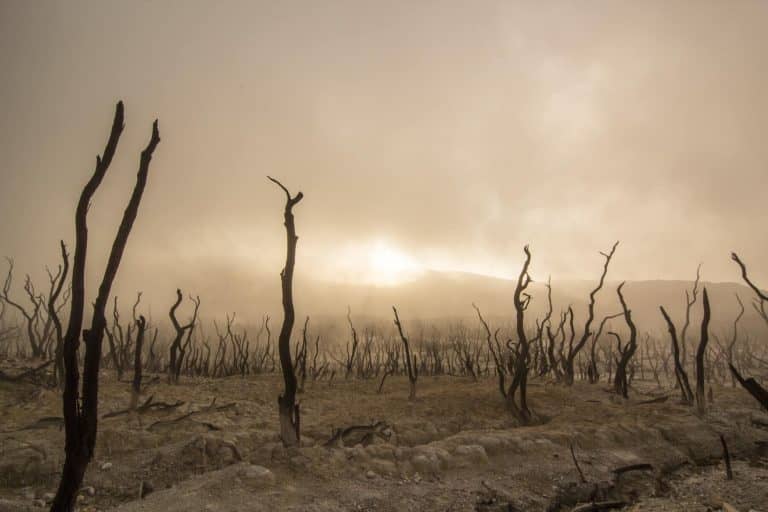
[1,0,766,311]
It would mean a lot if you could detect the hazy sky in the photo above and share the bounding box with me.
[1,0,767,310]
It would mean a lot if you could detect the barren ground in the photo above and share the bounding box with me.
[1,370,767,511]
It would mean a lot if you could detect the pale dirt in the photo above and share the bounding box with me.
[1,372,767,511]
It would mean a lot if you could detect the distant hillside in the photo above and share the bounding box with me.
[150,266,767,337]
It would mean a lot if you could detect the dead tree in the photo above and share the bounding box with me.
[48,242,70,387]
[268,176,303,448]
[588,311,622,384]
[721,294,744,387]
[695,288,711,415]
[612,283,637,398]
[52,101,160,511]
[2,260,44,358]
[296,316,309,392]
[167,289,200,384]
[728,252,768,409]
[506,245,535,423]
[729,364,768,411]
[392,306,418,400]
[131,315,147,409]
[680,264,702,366]
[474,303,505,396]
[345,307,359,379]
[659,306,694,404]
[105,297,126,380]
[563,242,619,385]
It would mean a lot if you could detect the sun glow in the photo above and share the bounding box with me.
[326,239,424,286]
[368,240,422,285]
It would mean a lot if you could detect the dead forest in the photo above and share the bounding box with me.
[1,102,767,512]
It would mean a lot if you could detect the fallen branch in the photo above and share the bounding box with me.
[570,442,587,483]
[635,396,669,405]
[0,360,54,383]
[730,364,768,411]
[147,412,193,430]
[1,416,63,433]
[571,501,627,512]
[102,395,186,419]
[324,421,391,447]
[612,463,653,478]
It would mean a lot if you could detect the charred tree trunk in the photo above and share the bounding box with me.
[48,242,69,387]
[728,253,768,410]
[131,315,146,410]
[563,242,619,385]
[393,306,418,400]
[659,306,694,405]
[612,283,637,399]
[268,176,303,448]
[345,307,359,380]
[506,245,534,423]
[695,288,711,415]
[473,303,506,398]
[52,102,160,511]
[167,290,199,384]
[729,363,768,411]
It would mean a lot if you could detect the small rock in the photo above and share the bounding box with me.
[413,473,422,483]
[82,486,96,497]
[100,462,113,471]
[454,444,489,464]
[366,470,376,479]
[43,493,54,503]
[32,499,45,508]
[239,464,276,488]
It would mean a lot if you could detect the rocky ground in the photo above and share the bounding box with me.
[1,368,767,511]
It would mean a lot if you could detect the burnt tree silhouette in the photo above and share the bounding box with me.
[473,303,506,399]
[49,242,70,387]
[345,307,359,380]
[695,288,711,415]
[680,264,702,366]
[729,252,768,409]
[587,313,624,384]
[2,259,44,358]
[131,315,147,410]
[51,101,160,511]
[612,282,637,398]
[732,252,768,327]
[563,241,618,385]
[659,306,694,404]
[506,245,534,423]
[393,306,418,400]
[730,364,768,411]
[168,289,200,384]
[268,176,303,448]
[587,311,622,384]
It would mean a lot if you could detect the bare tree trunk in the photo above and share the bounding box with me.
[48,242,69,387]
[612,283,637,399]
[695,288,711,415]
[268,176,303,448]
[130,315,146,410]
[506,245,534,423]
[564,242,619,385]
[660,306,694,404]
[168,290,200,383]
[680,265,702,371]
[729,363,768,411]
[393,306,418,400]
[51,102,160,512]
